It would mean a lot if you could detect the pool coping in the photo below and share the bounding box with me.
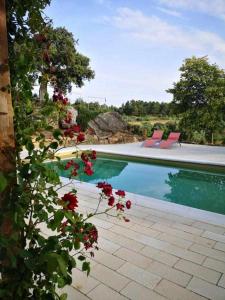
[56,146,225,168]
[60,177,225,228]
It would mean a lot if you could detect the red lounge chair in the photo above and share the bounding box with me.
[160,132,181,149]
[142,130,164,147]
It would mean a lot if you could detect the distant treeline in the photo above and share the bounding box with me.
[74,99,171,117]
[118,100,171,116]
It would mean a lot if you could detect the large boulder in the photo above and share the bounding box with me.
[88,111,127,139]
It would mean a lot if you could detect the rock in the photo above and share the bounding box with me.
[88,111,127,139]
[60,106,78,129]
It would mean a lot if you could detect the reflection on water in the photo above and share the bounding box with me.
[48,157,225,215]
[165,170,225,214]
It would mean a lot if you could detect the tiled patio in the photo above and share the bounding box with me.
[48,179,225,300]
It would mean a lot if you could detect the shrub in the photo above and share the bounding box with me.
[191,131,207,144]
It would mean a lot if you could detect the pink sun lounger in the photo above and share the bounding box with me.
[160,132,181,149]
[142,130,164,147]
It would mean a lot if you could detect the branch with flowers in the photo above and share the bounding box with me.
[0,84,132,299]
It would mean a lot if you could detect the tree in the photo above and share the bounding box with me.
[167,56,225,143]
[38,26,95,101]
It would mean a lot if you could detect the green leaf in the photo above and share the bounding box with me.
[78,255,85,261]
[49,142,58,149]
[53,129,62,140]
[64,211,75,224]
[82,261,90,276]
[60,293,68,300]
[57,277,66,289]
[0,172,7,192]
[52,210,64,230]
[57,255,68,277]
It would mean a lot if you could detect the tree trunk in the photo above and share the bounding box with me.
[211,132,214,145]
[0,0,16,256]
[39,78,48,101]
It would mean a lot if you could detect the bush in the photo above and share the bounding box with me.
[76,106,99,131]
[191,131,206,144]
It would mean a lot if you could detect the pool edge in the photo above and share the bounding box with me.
[60,177,225,228]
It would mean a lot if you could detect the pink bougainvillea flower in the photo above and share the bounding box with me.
[115,190,126,197]
[126,200,132,209]
[61,192,78,210]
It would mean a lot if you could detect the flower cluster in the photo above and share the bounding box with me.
[82,224,98,251]
[65,160,80,176]
[61,192,78,210]
[53,89,69,105]
[96,182,132,215]
[64,151,97,177]
[81,151,97,176]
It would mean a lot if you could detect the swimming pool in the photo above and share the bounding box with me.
[48,155,225,215]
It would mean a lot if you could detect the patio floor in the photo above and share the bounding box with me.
[58,142,225,166]
[49,178,225,300]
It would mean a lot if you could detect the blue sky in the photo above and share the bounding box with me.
[45,0,225,106]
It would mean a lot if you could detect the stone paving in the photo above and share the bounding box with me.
[47,180,225,300]
[59,142,225,166]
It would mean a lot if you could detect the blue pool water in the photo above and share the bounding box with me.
[48,156,225,215]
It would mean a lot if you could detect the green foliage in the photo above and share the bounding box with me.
[38,27,95,94]
[1,2,131,299]
[75,99,115,130]
[191,131,207,144]
[119,100,171,116]
[168,56,225,143]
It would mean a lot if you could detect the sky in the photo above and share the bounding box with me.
[45,0,225,106]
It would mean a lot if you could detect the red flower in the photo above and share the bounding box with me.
[72,125,81,133]
[116,203,124,211]
[108,196,115,206]
[64,129,74,138]
[96,182,106,188]
[62,98,69,105]
[85,161,93,168]
[81,152,89,162]
[61,192,78,210]
[89,150,97,160]
[102,184,112,197]
[83,226,98,250]
[84,167,94,176]
[65,160,74,170]
[126,200,132,209]
[77,133,85,143]
[115,190,126,197]
[71,169,78,176]
[60,221,68,234]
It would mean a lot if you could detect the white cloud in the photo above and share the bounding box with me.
[157,7,183,18]
[159,0,225,21]
[112,7,225,57]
